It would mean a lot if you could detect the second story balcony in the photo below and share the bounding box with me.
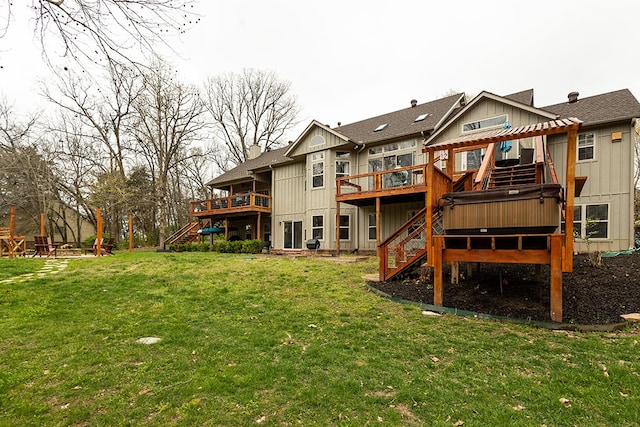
[336,164,452,206]
[191,192,272,218]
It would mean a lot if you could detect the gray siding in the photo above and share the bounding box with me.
[549,123,636,252]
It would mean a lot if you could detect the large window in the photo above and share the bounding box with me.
[368,140,416,189]
[462,115,507,132]
[578,132,595,161]
[312,152,324,188]
[312,215,324,240]
[570,204,609,239]
[339,215,350,240]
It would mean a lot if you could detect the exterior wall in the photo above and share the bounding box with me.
[548,122,636,252]
[272,160,306,249]
[356,202,424,251]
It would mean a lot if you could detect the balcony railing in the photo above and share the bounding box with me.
[191,192,272,216]
[336,163,454,204]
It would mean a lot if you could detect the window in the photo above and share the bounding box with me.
[568,204,609,239]
[336,160,350,178]
[374,123,388,132]
[462,115,507,132]
[309,135,325,147]
[368,141,417,188]
[339,215,350,240]
[414,113,430,122]
[312,215,324,240]
[368,213,376,240]
[312,152,324,188]
[578,132,595,161]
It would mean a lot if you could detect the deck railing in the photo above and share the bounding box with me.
[378,207,444,281]
[191,192,272,216]
[336,163,457,201]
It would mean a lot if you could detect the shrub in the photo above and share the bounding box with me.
[241,239,262,254]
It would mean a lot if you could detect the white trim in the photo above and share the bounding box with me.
[577,131,596,162]
[311,214,325,241]
[339,214,351,241]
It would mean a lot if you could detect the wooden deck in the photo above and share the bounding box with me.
[191,192,272,218]
[336,164,451,206]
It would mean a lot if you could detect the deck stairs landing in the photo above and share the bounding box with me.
[166,221,200,246]
[488,163,537,188]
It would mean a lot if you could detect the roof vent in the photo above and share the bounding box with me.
[568,91,579,103]
[410,99,418,108]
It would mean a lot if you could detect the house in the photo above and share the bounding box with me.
[191,88,640,258]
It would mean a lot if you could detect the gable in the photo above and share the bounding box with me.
[285,121,355,159]
[425,91,557,146]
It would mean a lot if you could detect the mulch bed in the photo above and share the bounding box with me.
[368,251,640,325]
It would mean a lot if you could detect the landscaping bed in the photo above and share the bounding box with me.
[369,251,640,325]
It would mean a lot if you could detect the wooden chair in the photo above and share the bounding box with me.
[33,235,58,258]
[0,226,26,258]
[84,237,115,255]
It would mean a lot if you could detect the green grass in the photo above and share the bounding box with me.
[1,252,639,426]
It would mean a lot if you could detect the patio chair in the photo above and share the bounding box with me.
[33,235,58,258]
[0,226,26,258]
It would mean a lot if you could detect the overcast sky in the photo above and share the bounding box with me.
[1,0,639,140]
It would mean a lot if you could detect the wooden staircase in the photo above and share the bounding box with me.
[165,221,200,246]
[379,208,443,281]
[488,163,537,188]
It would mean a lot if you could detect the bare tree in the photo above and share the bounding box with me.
[2,0,199,70]
[203,68,300,170]
[133,58,206,247]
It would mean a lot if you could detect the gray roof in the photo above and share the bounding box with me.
[334,93,464,144]
[504,89,534,106]
[542,89,640,126]
[206,145,292,187]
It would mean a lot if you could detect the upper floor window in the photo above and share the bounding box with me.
[336,160,350,178]
[462,115,507,133]
[578,132,595,161]
[312,152,324,188]
[310,135,325,147]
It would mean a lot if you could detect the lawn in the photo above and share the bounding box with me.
[1,251,639,426]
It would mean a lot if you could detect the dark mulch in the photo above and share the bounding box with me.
[369,251,640,325]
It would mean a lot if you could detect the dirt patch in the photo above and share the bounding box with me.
[369,251,640,325]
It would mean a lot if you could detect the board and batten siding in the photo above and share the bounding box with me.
[271,160,306,249]
[548,123,635,252]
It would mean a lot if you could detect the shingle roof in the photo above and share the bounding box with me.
[206,145,292,187]
[504,89,534,106]
[334,93,464,144]
[542,89,640,125]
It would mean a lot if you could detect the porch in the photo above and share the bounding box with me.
[191,192,272,217]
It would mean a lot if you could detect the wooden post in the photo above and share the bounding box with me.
[224,218,229,241]
[96,207,103,257]
[375,197,381,252]
[335,201,341,256]
[129,214,133,253]
[564,128,578,272]
[425,149,435,265]
[40,213,45,236]
[433,236,444,306]
[451,262,459,285]
[550,234,563,322]
[257,213,261,241]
